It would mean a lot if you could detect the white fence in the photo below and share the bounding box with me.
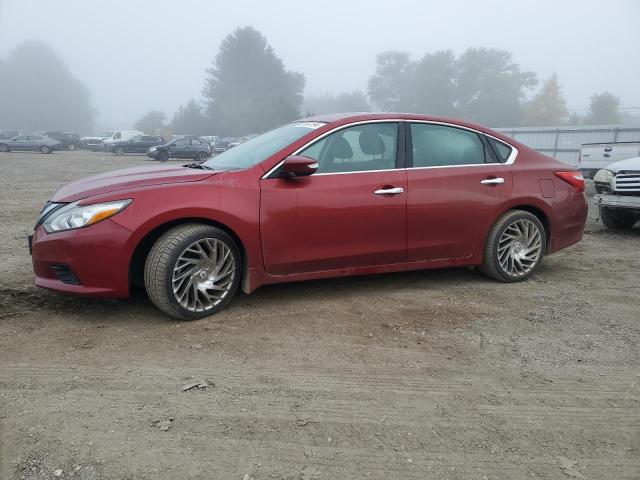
[495,125,640,166]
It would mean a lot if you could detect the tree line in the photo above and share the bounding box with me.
[0,28,626,136]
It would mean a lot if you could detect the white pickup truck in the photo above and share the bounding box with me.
[593,156,640,230]
[579,142,640,178]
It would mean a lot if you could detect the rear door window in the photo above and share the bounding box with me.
[410,123,487,167]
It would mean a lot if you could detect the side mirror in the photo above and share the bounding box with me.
[280,155,318,177]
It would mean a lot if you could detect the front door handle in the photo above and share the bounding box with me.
[480,177,505,185]
[374,187,404,195]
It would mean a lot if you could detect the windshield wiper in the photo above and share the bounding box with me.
[184,162,214,170]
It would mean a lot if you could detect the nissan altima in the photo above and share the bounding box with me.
[30,113,587,320]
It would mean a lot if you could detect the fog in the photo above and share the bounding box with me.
[1,0,638,131]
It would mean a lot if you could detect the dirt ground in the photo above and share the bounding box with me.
[0,150,638,480]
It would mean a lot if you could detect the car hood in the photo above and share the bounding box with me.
[607,156,640,173]
[51,165,216,202]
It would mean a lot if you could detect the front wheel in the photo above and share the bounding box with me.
[480,210,546,282]
[114,147,126,156]
[68,143,77,151]
[144,224,241,320]
[40,146,51,154]
[0,144,9,152]
[156,150,169,162]
[600,206,637,230]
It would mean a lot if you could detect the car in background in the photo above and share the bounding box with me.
[103,131,145,152]
[202,136,220,150]
[0,134,60,154]
[81,131,114,151]
[579,142,640,179]
[147,137,211,162]
[593,156,640,230]
[110,135,165,155]
[0,130,20,140]
[212,137,236,153]
[30,113,587,320]
[43,131,82,151]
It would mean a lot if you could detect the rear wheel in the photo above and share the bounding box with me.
[0,144,9,152]
[40,146,51,154]
[198,151,208,161]
[68,143,77,151]
[600,206,637,230]
[480,210,546,282]
[144,224,241,320]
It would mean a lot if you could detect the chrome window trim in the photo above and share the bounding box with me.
[261,119,518,179]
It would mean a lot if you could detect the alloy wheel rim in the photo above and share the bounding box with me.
[497,219,542,277]
[172,238,236,312]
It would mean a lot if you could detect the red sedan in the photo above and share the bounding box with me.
[31,113,587,320]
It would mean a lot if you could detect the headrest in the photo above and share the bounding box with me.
[359,129,385,155]
[327,137,353,159]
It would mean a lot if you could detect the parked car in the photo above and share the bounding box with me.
[146,138,211,162]
[29,113,588,320]
[579,141,640,178]
[202,136,220,150]
[103,131,145,152]
[81,131,114,151]
[110,135,165,155]
[43,131,82,151]
[0,134,60,154]
[212,137,236,153]
[0,130,20,140]
[593,156,640,230]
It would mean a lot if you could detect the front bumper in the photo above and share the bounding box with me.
[31,219,133,297]
[594,193,640,210]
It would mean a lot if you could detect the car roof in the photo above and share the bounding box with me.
[297,112,521,146]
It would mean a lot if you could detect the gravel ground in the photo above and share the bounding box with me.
[0,151,639,479]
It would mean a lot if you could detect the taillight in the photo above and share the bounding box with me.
[555,171,585,193]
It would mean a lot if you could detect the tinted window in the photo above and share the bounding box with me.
[130,135,141,142]
[191,139,203,146]
[300,123,398,174]
[488,137,513,163]
[174,139,189,146]
[410,123,486,167]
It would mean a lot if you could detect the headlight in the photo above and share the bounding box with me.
[594,169,613,184]
[148,146,157,152]
[43,199,132,233]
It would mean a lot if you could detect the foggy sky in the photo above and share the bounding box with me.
[1,0,639,130]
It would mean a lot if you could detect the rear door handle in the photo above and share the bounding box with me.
[480,177,505,185]
[374,187,404,195]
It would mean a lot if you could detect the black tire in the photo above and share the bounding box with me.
[40,146,51,154]
[0,144,9,152]
[480,210,546,283]
[115,147,126,156]
[600,206,637,230]
[197,151,208,161]
[68,143,77,151]
[144,224,241,320]
[156,150,169,162]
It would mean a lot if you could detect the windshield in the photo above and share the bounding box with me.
[204,122,325,170]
